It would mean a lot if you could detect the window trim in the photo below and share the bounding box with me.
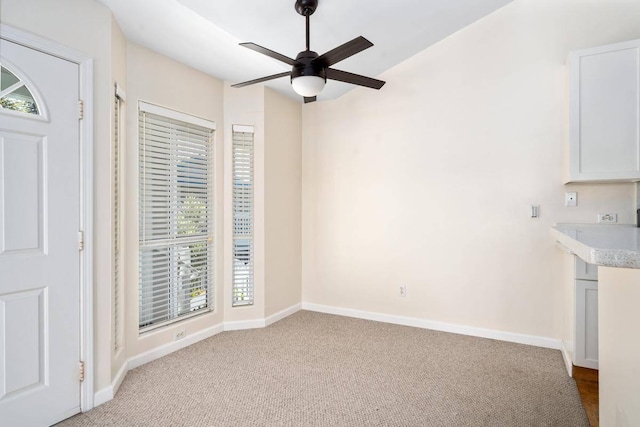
[139,101,216,130]
[113,83,125,353]
[231,124,255,307]
[138,101,217,333]
[0,58,49,121]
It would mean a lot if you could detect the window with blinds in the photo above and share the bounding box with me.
[113,84,124,351]
[232,125,254,306]
[138,102,215,331]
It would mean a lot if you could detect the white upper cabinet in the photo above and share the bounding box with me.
[568,39,640,183]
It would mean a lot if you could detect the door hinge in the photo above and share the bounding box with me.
[78,230,84,251]
[78,100,84,120]
[79,361,85,382]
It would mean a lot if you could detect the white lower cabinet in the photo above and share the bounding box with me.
[574,257,599,369]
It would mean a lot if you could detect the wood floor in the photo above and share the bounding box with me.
[573,366,598,427]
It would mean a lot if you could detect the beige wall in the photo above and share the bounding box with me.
[598,267,640,426]
[210,84,305,323]
[124,43,225,357]
[264,89,302,316]
[302,0,640,341]
[1,0,116,391]
[222,85,303,321]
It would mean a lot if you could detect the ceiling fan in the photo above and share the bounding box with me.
[231,0,386,103]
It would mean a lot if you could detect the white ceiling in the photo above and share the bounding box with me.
[99,0,514,102]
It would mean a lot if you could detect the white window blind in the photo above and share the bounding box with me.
[113,84,124,351]
[138,102,215,331]
[232,125,254,306]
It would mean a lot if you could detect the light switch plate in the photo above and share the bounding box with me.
[530,205,540,218]
[565,192,577,207]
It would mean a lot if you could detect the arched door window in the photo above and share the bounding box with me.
[1,65,41,115]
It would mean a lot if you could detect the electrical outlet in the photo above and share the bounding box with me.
[173,328,186,341]
[399,285,407,297]
[598,213,617,223]
[565,192,577,207]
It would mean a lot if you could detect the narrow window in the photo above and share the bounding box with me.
[232,125,254,306]
[113,84,124,352]
[138,102,215,331]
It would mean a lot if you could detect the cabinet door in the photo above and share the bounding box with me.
[575,257,598,281]
[568,39,640,182]
[575,279,599,369]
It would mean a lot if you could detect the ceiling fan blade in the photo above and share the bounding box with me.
[239,42,298,66]
[326,68,385,90]
[304,96,317,104]
[313,36,373,67]
[231,72,291,88]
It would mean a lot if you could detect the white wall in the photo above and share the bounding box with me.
[302,0,640,342]
[124,42,225,358]
[264,88,302,316]
[1,0,116,392]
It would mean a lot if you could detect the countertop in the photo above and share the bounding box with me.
[552,224,640,269]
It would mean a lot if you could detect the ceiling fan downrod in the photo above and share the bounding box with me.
[295,0,318,51]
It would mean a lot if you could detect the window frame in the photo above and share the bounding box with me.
[231,125,255,307]
[0,60,49,120]
[113,83,125,351]
[138,101,216,333]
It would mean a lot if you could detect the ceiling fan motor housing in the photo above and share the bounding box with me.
[295,0,318,16]
[292,50,326,81]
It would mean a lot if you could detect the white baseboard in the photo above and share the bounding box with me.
[112,358,128,395]
[128,322,225,371]
[561,340,574,377]
[224,303,302,331]
[94,303,301,407]
[301,302,562,350]
[266,303,302,326]
[93,359,128,407]
[224,319,265,331]
[93,386,112,408]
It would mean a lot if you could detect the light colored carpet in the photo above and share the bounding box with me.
[59,311,589,426]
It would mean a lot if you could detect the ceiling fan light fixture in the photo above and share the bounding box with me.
[291,75,326,97]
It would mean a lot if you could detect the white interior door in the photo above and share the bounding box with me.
[0,39,81,426]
